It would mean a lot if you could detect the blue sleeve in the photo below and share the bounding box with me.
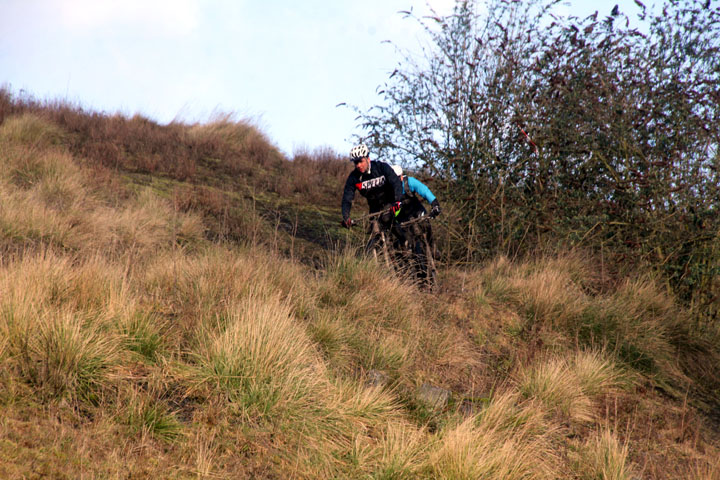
[407,177,436,204]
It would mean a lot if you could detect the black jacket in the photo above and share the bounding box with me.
[341,161,403,221]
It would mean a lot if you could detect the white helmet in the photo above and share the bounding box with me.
[349,143,369,161]
[391,165,403,177]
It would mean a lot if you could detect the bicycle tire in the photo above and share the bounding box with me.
[365,230,393,271]
[408,218,436,290]
[362,214,437,289]
[420,232,437,290]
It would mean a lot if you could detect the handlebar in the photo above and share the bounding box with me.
[352,204,397,222]
[344,204,436,229]
[398,214,435,227]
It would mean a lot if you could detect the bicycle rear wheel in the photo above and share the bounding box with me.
[410,220,437,290]
[420,232,437,290]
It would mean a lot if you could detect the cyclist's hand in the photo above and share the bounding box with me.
[392,202,402,217]
[430,200,441,218]
[341,218,354,229]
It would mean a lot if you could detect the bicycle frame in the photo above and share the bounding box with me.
[361,206,437,289]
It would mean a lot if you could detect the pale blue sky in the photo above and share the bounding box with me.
[1,0,645,156]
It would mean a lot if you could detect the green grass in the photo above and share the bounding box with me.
[15,310,119,404]
[123,389,182,442]
[119,312,166,362]
[195,294,322,416]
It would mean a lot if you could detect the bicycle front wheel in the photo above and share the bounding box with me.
[365,230,393,271]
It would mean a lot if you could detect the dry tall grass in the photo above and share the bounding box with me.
[571,428,634,480]
[1,100,718,479]
[428,397,555,479]
[515,351,627,425]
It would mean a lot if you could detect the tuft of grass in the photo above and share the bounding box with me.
[511,268,586,328]
[359,332,410,373]
[501,256,588,332]
[189,116,283,175]
[288,147,348,202]
[571,428,634,480]
[372,422,428,479]
[427,412,555,480]
[137,246,315,355]
[86,188,205,256]
[195,293,323,416]
[477,255,515,302]
[3,147,79,193]
[516,352,628,426]
[424,328,484,378]
[34,155,86,211]
[118,312,166,362]
[475,254,698,396]
[332,379,401,425]
[0,254,130,405]
[577,278,688,388]
[308,311,355,371]
[290,381,403,478]
[604,279,678,371]
[473,390,547,436]
[15,310,119,404]
[0,182,78,249]
[691,457,720,480]
[321,251,421,331]
[0,252,127,315]
[0,113,66,149]
[571,350,629,398]
[122,388,182,442]
[516,356,595,424]
[190,427,218,478]
[0,136,204,258]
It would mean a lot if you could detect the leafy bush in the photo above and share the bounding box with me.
[356,0,720,323]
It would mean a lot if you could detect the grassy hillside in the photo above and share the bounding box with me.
[1,94,719,479]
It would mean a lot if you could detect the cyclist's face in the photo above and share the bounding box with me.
[354,157,369,173]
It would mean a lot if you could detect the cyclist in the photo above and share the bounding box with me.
[390,165,441,222]
[341,143,404,228]
[391,165,440,286]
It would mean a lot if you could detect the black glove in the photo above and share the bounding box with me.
[341,218,354,229]
[430,200,441,218]
[391,201,402,217]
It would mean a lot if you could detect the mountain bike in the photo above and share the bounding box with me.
[355,205,438,290]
